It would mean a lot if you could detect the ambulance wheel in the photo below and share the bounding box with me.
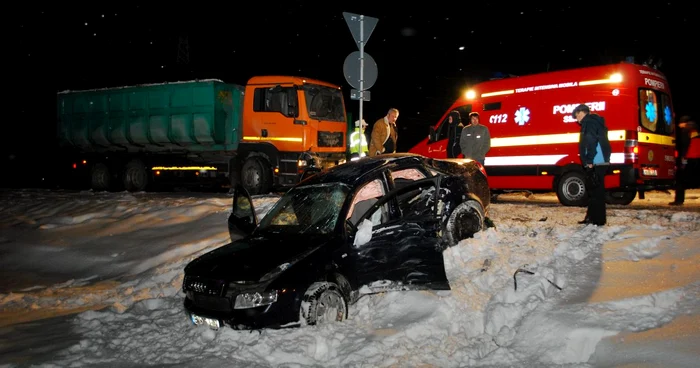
[605,191,636,205]
[556,171,588,207]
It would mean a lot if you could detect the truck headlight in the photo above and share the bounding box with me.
[233,290,278,309]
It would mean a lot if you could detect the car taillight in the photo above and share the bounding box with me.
[624,130,638,164]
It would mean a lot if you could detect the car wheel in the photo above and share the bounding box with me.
[299,282,347,326]
[444,200,485,246]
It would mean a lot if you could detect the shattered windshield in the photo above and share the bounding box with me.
[303,84,346,122]
[256,183,350,235]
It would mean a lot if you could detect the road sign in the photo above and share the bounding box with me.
[350,89,371,101]
[343,12,379,158]
[343,12,378,49]
[343,51,378,90]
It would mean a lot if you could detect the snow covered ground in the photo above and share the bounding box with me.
[0,188,698,367]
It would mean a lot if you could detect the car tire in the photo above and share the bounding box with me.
[444,200,485,246]
[299,282,347,326]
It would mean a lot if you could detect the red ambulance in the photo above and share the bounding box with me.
[409,62,677,206]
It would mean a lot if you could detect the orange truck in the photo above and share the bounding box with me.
[57,75,348,194]
[410,62,677,206]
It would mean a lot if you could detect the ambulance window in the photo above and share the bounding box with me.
[436,104,471,141]
[659,93,674,135]
[638,89,658,132]
[483,102,502,111]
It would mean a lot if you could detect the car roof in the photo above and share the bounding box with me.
[299,153,431,188]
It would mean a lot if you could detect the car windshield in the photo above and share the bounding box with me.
[256,183,350,235]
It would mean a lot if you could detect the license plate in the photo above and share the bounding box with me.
[642,168,657,176]
[190,313,221,330]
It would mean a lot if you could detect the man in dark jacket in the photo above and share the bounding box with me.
[670,116,696,205]
[446,110,464,158]
[573,103,611,226]
[460,112,491,165]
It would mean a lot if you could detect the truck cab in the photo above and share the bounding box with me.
[235,76,348,194]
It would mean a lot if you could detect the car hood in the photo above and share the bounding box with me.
[184,234,331,282]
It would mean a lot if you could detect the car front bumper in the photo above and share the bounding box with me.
[183,289,303,330]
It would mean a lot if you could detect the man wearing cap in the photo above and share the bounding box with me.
[573,103,611,226]
[349,119,369,160]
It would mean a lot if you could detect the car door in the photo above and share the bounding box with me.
[426,115,450,158]
[350,177,450,293]
[426,104,471,158]
[227,184,258,240]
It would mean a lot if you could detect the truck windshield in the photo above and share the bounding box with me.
[256,183,350,235]
[303,84,346,122]
[639,89,674,136]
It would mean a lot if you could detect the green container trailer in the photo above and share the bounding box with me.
[57,79,243,154]
[55,75,350,193]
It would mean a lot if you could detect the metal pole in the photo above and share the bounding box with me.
[359,15,365,156]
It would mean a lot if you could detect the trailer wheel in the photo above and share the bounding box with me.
[241,156,271,195]
[606,191,636,205]
[556,171,588,207]
[90,163,111,191]
[123,160,149,192]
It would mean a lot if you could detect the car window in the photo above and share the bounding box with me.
[390,167,427,190]
[347,179,385,224]
[396,181,437,221]
[361,179,438,226]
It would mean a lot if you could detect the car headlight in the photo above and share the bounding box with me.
[234,290,278,309]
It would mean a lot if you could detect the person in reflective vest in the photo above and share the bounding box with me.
[349,119,369,160]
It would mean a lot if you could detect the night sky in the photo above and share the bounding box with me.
[6,2,698,182]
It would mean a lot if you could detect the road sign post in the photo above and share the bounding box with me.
[343,12,378,157]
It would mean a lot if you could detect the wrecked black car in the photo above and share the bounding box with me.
[182,153,491,330]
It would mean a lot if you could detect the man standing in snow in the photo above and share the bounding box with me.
[573,103,611,226]
[459,112,490,164]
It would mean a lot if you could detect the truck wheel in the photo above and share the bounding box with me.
[90,163,111,191]
[123,160,149,192]
[241,156,271,195]
[606,191,636,205]
[556,171,587,207]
